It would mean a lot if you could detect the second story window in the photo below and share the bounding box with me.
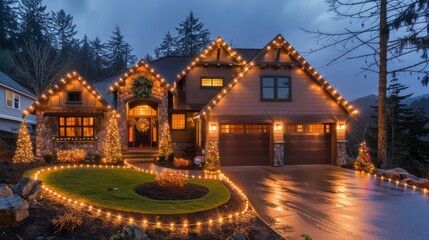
[67,91,82,103]
[261,77,291,100]
[6,90,20,110]
[201,77,223,87]
[171,114,186,130]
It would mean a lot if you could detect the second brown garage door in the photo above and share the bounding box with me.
[284,124,332,165]
[219,124,271,166]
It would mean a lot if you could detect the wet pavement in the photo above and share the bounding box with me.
[221,165,429,240]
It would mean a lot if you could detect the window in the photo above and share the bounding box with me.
[128,105,157,116]
[201,77,223,87]
[220,124,269,133]
[6,90,20,110]
[59,117,94,137]
[171,114,186,130]
[67,92,82,103]
[261,77,290,100]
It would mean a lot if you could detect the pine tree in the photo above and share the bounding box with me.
[175,11,211,55]
[76,34,94,79]
[354,142,375,173]
[205,141,220,172]
[157,31,176,57]
[90,36,107,79]
[18,0,49,44]
[103,117,122,164]
[122,42,137,68]
[143,53,153,62]
[0,0,18,49]
[12,121,34,163]
[158,122,173,162]
[49,9,77,52]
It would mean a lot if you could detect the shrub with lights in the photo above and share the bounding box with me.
[57,149,86,163]
[103,116,123,164]
[12,120,34,163]
[205,141,220,172]
[158,122,174,162]
[354,142,375,173]
[156,169,187,188]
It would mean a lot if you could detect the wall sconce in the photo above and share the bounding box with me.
[337,124,346,130]
[274,123,283,131]
[210,124,217,131]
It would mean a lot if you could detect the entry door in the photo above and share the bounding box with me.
[132,117,152,148]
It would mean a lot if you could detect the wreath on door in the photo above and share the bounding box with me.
[132,77,153,99]
[136,118,150,133]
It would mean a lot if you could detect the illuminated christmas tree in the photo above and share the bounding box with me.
[354,142,375,173]
[158,122,173,162]
[205,141,220,172]
[103,117,122,163]
[12,121,34,163]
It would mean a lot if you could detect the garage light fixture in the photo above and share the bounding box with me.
[337,124,346,130]
[210,124,217,131]
[274,123,282,131]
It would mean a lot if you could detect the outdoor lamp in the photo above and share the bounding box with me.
[210,124,217,131]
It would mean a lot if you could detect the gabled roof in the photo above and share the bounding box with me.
[108,59,173,93]
[0,71,35,98]
[149,56,194,85]
[23,71,114,118]
[173,37,247,86]
[92,71,125,107]
[197,34,358,117]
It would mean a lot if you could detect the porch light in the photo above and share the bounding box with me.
[210,124,217,131]
[337,124,346,130]
[274,123,282,131]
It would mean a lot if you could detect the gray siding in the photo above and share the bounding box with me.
[0,86,36,127]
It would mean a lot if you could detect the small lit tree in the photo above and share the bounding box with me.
[158,122,173,162]
[354,142,375,173]
[205,141,220,172]
[103,117,122,163]
[12,120,34,163]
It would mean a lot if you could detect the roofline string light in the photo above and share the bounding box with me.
[34,162,250,229]
[108,59,174,93]
[197,34,358,118]
[22,71,114,118]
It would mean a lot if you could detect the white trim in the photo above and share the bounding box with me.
[0,83,36,100]
[0,113,36,124]
[5,90,21,110]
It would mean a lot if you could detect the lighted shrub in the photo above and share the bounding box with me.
[51,212,83,235]
[156,169,187,188]
[174,157,189,167]
[57,149,86,163]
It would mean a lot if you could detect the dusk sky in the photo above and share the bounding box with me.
[44,0,428,100]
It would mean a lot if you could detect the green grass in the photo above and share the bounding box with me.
[36,167,230,214]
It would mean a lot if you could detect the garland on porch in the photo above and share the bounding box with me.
[136,118,150,133]
[132,76,152,99]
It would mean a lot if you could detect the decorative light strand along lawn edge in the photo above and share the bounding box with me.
[34,163,250,229]
[357,170,429,195]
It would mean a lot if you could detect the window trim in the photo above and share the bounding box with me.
[170,113,186,131]
[200,77,224,88]
[260,76,292,101]
[66,91,83,104]
[58,116,95,138]
[5,90,20,110]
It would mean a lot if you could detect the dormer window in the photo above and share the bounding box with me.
[67,91,82,103]
[201,77,223,87]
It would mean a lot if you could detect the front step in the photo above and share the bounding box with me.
[123,149,158,163]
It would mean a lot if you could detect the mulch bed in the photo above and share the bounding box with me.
[135,182,209,200]
[0,161,47,184]
[154,161,204,171]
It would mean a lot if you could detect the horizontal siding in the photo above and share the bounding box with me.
[0,86,36,122]
[210,67,346,117]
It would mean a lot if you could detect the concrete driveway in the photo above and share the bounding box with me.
[221,165,429,240]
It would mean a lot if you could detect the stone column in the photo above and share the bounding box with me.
[117,99,128,151]
[157,93,168,148]
[274,142,285,166]
[336,140,350,165]
[35,111,44,158]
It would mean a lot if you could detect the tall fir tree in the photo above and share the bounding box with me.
[156,31,176,57]
[49,9,78,53]
[175,11,211,55]
[107,25,125,73]
[122,42,137,68]
[90,36,107,79]
[12,121,34,163]
[103,117,122,164]
[0,0,18,49]
[18,0,49,45]
[76,34,94,79]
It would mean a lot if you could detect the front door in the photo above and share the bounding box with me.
[134,117,151,148]
[127,103,158,149]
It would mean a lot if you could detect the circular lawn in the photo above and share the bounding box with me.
[37,167,230,214]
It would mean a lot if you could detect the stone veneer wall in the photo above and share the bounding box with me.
[116,75,168,152]
[336,140,351,165]
[273,142,285,166]
[35,111,109,160]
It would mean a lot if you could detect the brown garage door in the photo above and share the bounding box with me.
[219,124,271,166]
[284,124,332,165]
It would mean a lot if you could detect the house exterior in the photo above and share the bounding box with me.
[24,34,357,166]
[0,71,36,135]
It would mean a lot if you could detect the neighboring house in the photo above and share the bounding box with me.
[0,71,36,135]
[24,34,357,166]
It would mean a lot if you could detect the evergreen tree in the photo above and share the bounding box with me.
[122,42,137,68]
[354,142,375,173]
[0,0,18,49]
[49,9,78,53]
[175,11,211,55]
[143,53,153,62]
[103,117,122,164]
[205,141,220,172]
[158,122,173,162]
[12,121,34,163]
[157,31,176,57]
[76,34,94,79]
[90,36,107,79]
[18,0,49,45]
[106,26,136,73]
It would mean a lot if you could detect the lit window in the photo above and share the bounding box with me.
[297,125,303,133]
[128,105,157,116]
[308,124,324,133]
[201,77,223,87]
[261,77,290,100]
[171,114,186,130]
[67,92,82,102]
[6,90,20,109]
[59,117,94,137]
